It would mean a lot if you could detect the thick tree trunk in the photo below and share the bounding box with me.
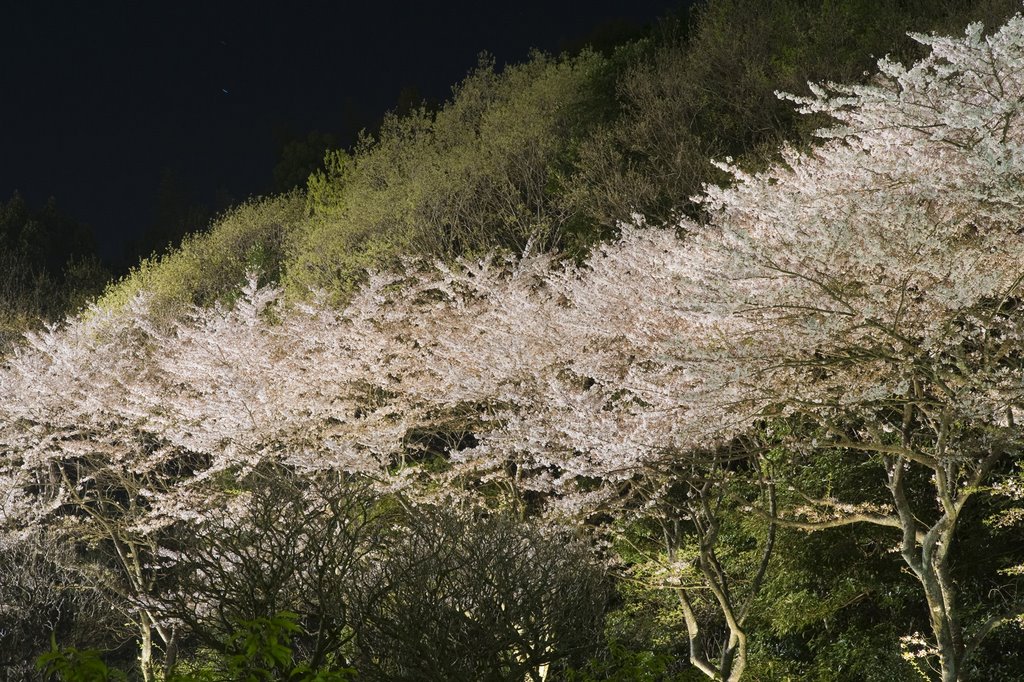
[889,454,965,682]
[669,467,774,682]
[720,631,745,682]
[676,587,723,680]
[672,537,751,681]
[139,611,154,682]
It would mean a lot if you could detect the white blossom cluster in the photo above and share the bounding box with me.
[1,9,1022,553]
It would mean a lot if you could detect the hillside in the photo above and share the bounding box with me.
[98,0,1021,314]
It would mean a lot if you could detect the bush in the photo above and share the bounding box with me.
[97,192,305,320]
[350,507,609,682]
[289,50,616,299]
[152,467,392,672]
[0,532,125,681]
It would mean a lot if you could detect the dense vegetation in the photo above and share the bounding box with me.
[3,1,1024,681]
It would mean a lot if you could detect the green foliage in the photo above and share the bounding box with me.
[747,525,921,681]
[566,640,676,682]
[92,0,1022,316]
[39,614,357,682]
[290,49,616,298]
[98,191,305,319]
[219,612,305,681]
[37,635,126,682]
[193,612,356,682]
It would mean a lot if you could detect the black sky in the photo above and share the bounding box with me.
[0,1,684,264]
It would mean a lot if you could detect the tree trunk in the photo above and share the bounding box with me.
[889,455,965,682]
[139,611,154,682]
[163,626,179,679]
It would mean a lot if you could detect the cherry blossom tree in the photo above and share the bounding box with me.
[0,268,550,676]
[392,15,1024,680]
[679,19,1024,681]
[503,16,1024,681]
[0,300,183,679]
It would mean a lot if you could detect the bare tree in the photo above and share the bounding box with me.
[350,506,609,682]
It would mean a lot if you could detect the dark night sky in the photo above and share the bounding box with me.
[0,1,684,264]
